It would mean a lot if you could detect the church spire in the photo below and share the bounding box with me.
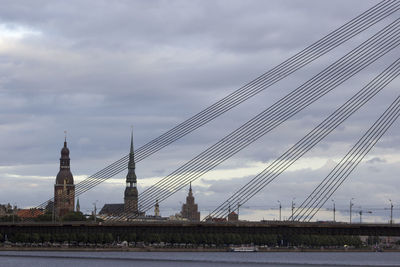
[128,127,135,170]
[126,128,137,185]
[124,128,139,214]
[76,198,80,212]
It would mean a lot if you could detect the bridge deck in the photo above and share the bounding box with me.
[1,221,399,236]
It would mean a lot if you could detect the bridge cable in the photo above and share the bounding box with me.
[112,20,400,221]
[293,95,400,221]
[132,20,400,210]
[73,0,400,198]
[207,57,400,220]
[35,0,400,212]
[108,20,400,221]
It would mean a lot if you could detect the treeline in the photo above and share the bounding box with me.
[0,231,363,247]
[35,211,100,222]
[0,215,20,222]
[0,212,99,223]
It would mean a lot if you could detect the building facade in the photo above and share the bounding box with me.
[181,183,200,221]
[54,137,75,218]
[0,203,14,217]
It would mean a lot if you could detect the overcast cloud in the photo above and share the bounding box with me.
[0,0,399,222]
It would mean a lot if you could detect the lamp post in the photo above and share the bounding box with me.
[93,201,98,223]
[291,198,296,222]
[389,199,393,225]
[52,200,55,223]
[349,198,354,224]
[359,208,372,223]
[277,201,282,221]
[332,199,336,222]
[12,202,16,224]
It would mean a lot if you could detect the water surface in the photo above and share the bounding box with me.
[1,251,400,266]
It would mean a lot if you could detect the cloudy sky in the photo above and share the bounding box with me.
[0,0,399,223]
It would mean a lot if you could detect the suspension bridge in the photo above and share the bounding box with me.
[8,1,400,234]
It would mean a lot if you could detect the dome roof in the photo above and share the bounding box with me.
[56,169,74,185]
[124,187,138,197]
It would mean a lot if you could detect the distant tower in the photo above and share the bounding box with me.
[181,183,200,221]
[76,198,80,213]
[154,200,160,217]
[54,134,75,218]
[124,130,139,214]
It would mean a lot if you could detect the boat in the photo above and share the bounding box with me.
[229,246,258,252]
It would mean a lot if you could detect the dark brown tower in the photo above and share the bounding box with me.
[181,183,200,221]
[54,136,75,218]
[124,131,139,214]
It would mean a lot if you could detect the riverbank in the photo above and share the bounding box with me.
[1,246,400,252]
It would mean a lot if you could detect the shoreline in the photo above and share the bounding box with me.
[1,247,400,252]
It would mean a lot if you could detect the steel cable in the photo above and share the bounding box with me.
[108,20,400,221]
[207,58,400,220]
[293,99,400,221]
[74,0,400,198]
[35,0,400,213]
[294,96,400,221]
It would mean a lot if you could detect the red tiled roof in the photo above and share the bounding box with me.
[17,209,44,218]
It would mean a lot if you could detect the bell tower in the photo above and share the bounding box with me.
[54,133,75,218]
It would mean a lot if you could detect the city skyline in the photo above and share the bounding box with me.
[0,0,399,222]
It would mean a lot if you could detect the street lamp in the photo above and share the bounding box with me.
[349,198,355,224]
[93,200,98,222]
[277,201,282,221]
[12,202,17,224]
[291,198,296,222]
[359,208,372,223]
[332,199,336,222]
[389,199,394,225]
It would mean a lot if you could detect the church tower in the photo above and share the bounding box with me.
[54,135,75,218]
[124,130,139,214]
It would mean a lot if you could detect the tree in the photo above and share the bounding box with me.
[35,213,53,222]
[127,233,137,242]
[62,211,86,221]
[104,233,114,243]
[0,215,20,222]
[40,233,51,242]
[76,233,88,243]
[30,233,40,243]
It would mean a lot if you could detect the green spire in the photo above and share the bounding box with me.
[76,198,80,212]
[130,128,134,154]
[128,127,135,169]
[126,127,137,185]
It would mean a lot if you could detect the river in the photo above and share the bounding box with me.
[1,251,400,266]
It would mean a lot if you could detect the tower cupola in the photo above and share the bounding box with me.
[56,136,73,185]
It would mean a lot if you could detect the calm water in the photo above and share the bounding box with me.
[1,251,400,267]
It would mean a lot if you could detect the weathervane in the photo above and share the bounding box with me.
[64,130,67,141]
